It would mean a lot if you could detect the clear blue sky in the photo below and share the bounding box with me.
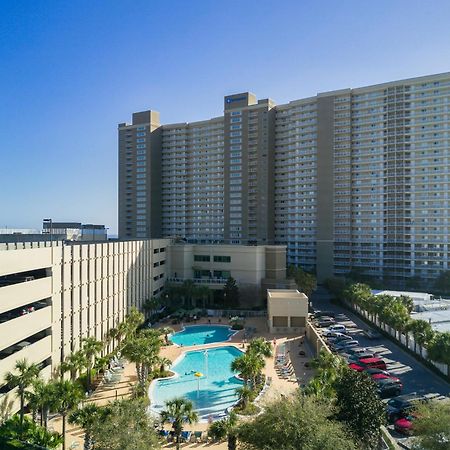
[1,0,450,235]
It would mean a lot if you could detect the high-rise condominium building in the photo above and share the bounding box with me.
[119,72,450,285]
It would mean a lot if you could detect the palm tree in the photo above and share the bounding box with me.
[406,319,435,355]
[235,385,253,410]
[143,296,160,319]
[157,356,172,374]
[160,397,198,450]
[60,350,87,380]
[81,337,104,392]
[69,403,106,450]
[51,379,83,450]
[107,320,128,350]
[231,352,264,389]
[208,411,238,450]
[159,326,174,345]
[122,334,161,390]
[195,285,211,308]
[4,358,41,424]
[181,279,196,307]
[25,378,56,428]
[247,337,273,358]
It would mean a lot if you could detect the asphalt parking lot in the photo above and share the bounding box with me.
[311,287,450,447]
[311,287,450,397]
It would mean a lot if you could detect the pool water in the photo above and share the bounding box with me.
[170,325,236,346]
[150,346,244,420]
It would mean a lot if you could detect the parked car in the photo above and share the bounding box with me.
[375,378,403,398]
[347,351,376,361]
[314,310,336,318]
[333,340,359,352]
[394,414,416,435]
[316,317,335,327]
[364,367,391,377]
[327,334,352,344]
[348,357,387,371]
[345,347,372,356]
[323,331,344,340]
[371,373,400,383]
[386,393,428,423]
[322,324,347,335]
[335,313,348,320]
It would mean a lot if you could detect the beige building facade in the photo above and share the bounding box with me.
[0,238,169,417]
[167,244,295,306]
[267,289,308,334]
[0,239,289,415]
[119,72,450,287]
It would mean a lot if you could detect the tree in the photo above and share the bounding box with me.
[51,379,83,450]
[398,295,414,313]
[123,307,145,340]
[0,415,62,449]
[427,332,450,366]
[69,403,107,450]
[121,332,161,391]
[231,352,264,389]
[247,337,273,359]
[195,285,211,309]
[223,277,239,307]
[156,356,172,375]
[434,270,450,294]
[406,319,435,355]
[160,398,198,450]
[60,350,87,380]
[81,337,104,393]
[143,296,160,319]
[159,326,174,345]
[181,279,196,307]
[3,359,40,424]
[89,399,160,450]
[25,378,56,428]
[235,385,253,410]
[238,394,357,450]
[324,277,348,301]
[412,400,450,450]
[305,349,346,399]
[380,300,411,334]
[334,369,385,450]
[208,411,238,450]
[287,265,317,298]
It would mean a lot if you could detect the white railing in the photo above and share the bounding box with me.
[168,277,228,285]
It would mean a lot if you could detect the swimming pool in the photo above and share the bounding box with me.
[149,346,244,420]
[169,325,236,346]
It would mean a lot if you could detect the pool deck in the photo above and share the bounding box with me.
[48,316,314,449]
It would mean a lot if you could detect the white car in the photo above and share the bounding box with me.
[322,324,347,335]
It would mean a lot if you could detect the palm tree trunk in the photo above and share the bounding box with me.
[19,392,24,424]
[176,433,180,450]
[228,435,237,450]
[62,414,67,450]
[87,362,92,392]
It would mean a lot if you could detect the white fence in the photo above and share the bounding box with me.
[350,303,449,378]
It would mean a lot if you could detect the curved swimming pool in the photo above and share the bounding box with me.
[169,325,236,346]
[149,346,244,420]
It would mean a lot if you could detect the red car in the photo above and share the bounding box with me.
[394,414,415,435]
[348,357,387,371]
[371,373,400,382]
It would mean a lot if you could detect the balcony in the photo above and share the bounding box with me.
[0,277,52,315]
[168,277,228,286]
[0,335,51,382]
[0,307,51,352]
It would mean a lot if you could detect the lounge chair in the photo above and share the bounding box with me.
[180,430,191,442]
[193,431,203,443]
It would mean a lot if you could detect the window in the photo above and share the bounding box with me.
[214,255,231,263]
[230,117,242,123]
[194,255,210,262]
